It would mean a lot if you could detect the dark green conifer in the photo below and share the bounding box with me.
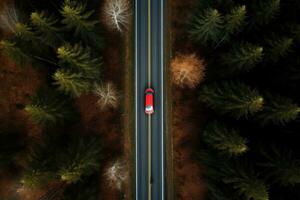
[60,0,98,39]
[252,0,280,26]
[58,137,102,183]
[265,37,293,62]
[199,151,269,200]
[257,93,300,125]
[224,5,247,39]
[203,121,248,156]
[30,11,60,47]
[0,39,31,66]
[199,81,264,118]
[15,23,36,41]
[57,43,101,78]
[189,8,223,45]
[25,91,75,127]
[221,42,263,73]
[261,147,300,186]
[223,166,269,200]
[53,69,92,97]
[21,134,60,187]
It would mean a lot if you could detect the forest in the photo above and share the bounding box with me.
[0,0,131,199]
[170,0,300,199]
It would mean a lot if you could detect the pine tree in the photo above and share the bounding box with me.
[0,39,31,66]
[14,23,48,56]
[199,151,269,200]
[252,0,280,26]
[223,5,247,39]
[203,120,248,156]
[21,171,57,187]
[53,69,92,97]
[30,11,61,47]
[265,37,293,63]
[58,137,102,184]
[22,134,102,187]
[261,147,300,186]
[223,165,269,200]
[199,81,264,118]
[257,93,300,125]
[25,91,75,127]
[221,42,263,73]
[189,8,223,45]
[57,43,101,79]
[61,0,101,45]
[15,23,36,42]
[21,134,61,187]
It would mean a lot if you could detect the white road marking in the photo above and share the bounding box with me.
[148,0,152,199]
[134,0,138,199]
[160,0,165,199]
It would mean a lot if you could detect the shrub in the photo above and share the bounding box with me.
[171,53,206,88]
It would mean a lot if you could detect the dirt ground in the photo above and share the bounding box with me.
[170,0,207,199]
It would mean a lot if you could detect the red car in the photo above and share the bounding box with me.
[145,88,154,114]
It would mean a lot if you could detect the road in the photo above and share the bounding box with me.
[135,0,165,199]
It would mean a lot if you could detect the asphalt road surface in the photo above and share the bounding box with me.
[135,0,165,199]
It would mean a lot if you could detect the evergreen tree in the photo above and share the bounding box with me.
[189,8,223,45]
[265,37,293,63]
[221,42,263,73]
[53,69,92,97]
[30,11,61,47]
[21,134,60,187]
[14,23,49,57]
[22,134,102,187]
[25,91,75,127]
[199,151,269,200]
[223,5,247,40]
[0,39,31,66]
[261,147,300,186]
[21,170,57,187]
[199,81,264,119]
[257,93,300,125]
[57,43,101,78]
[223,165,269,200]
[15,23,36,42]
[252,0,280,26]
[60,0,101,45]
[203,120,248,156]
[58,136,102,184]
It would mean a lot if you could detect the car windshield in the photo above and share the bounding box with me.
[145,106,153,111]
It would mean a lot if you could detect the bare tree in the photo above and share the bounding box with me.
[104,159,128,190]
[103,0,131,32]
[94,82,119,109]
[0,3,19,34]
[171,53,206,88]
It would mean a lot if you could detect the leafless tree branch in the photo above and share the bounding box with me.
[103,0,131,33]
[94,82,119,110]
[0,3,19,34]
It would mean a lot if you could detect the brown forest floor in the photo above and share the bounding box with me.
[170,0,206,199]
